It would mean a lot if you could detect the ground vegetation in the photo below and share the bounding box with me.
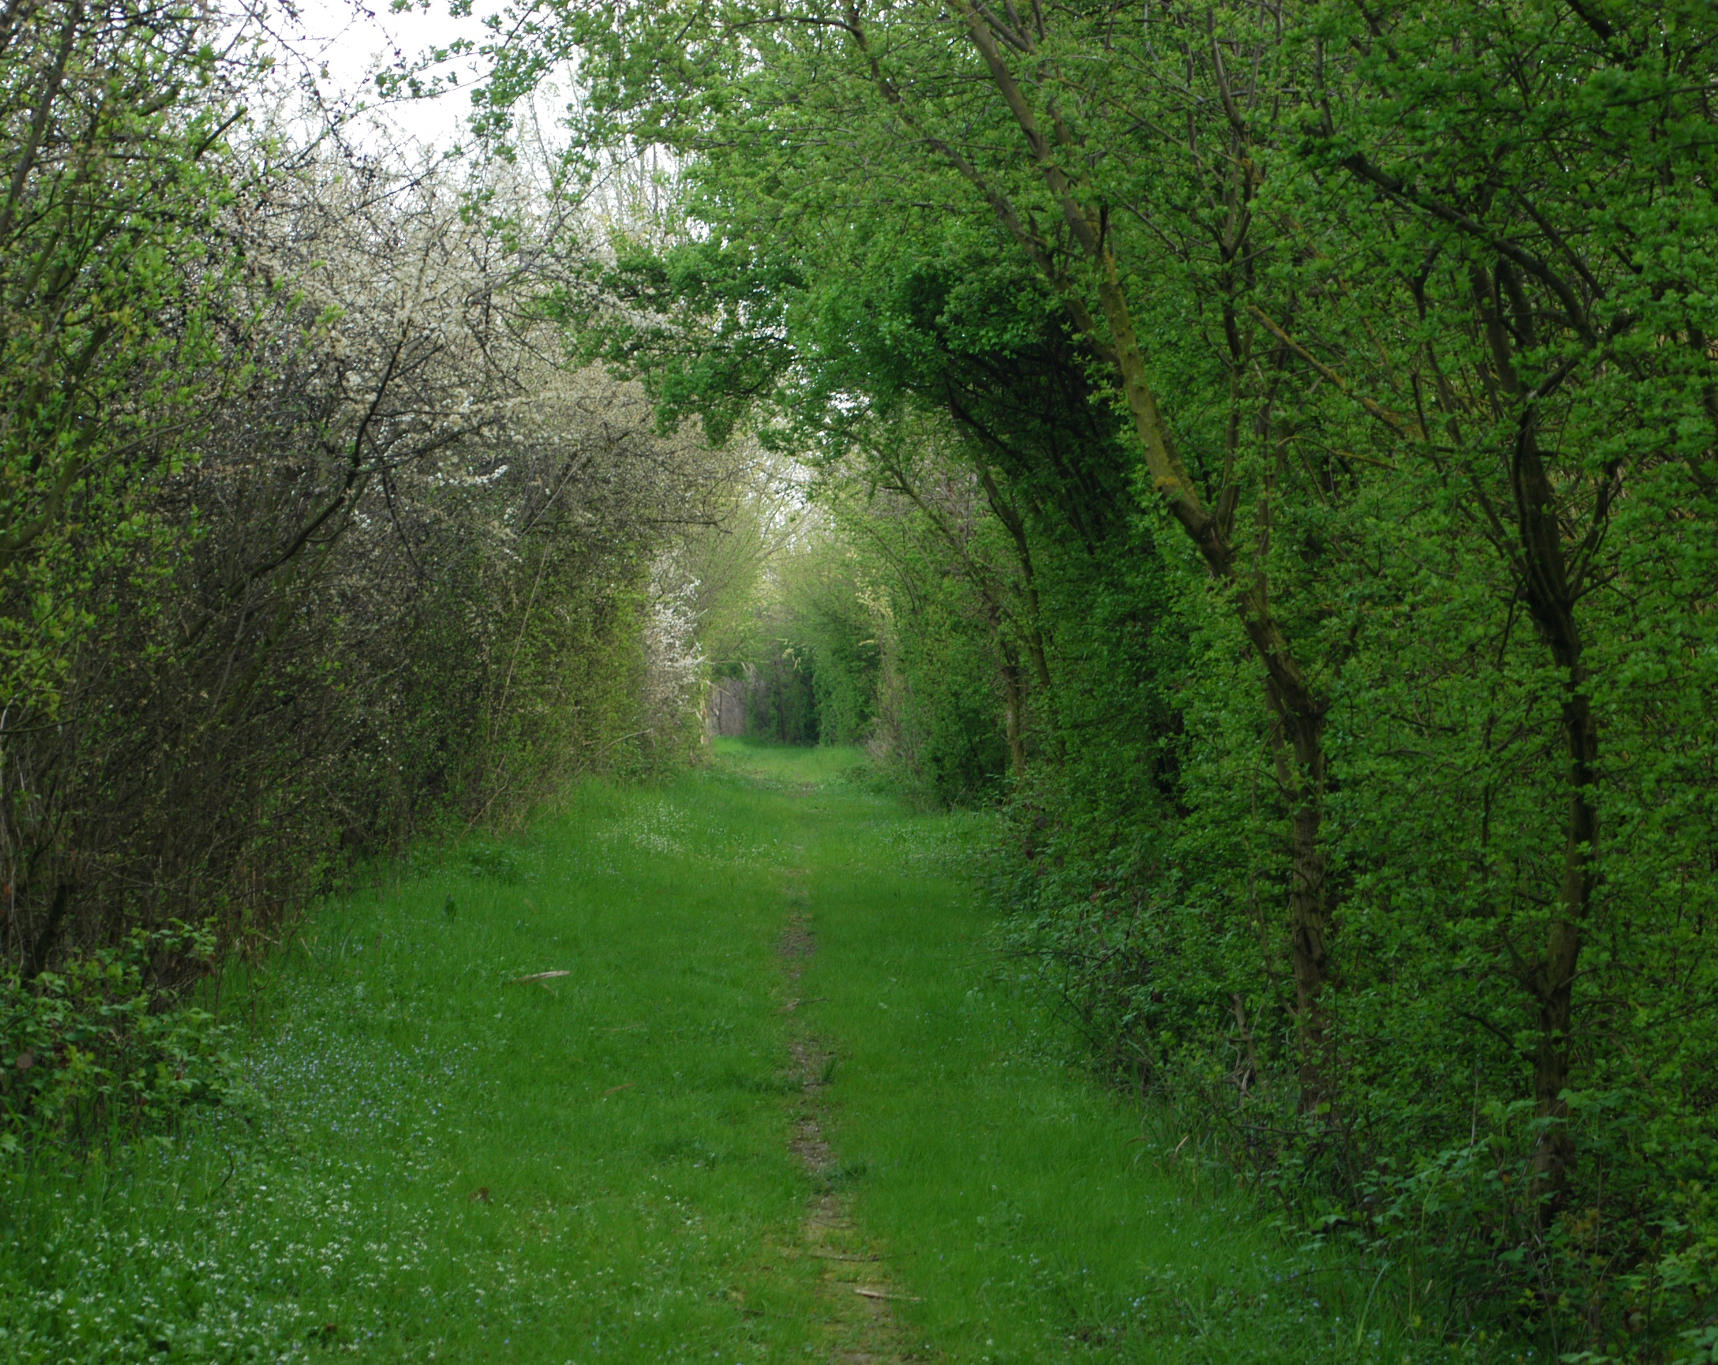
[477,0,1718,1355]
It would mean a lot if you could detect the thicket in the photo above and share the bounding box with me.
[485,0,1718,1356]
[0,2,731,1155]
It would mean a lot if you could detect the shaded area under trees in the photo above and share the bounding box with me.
[483,0,1718,1354]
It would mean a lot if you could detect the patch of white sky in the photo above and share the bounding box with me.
[241,0,569,159]
[236,0,815,509]
[242,0,690,240]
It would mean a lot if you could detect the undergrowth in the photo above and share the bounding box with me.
[0,921,240,1160]
[0,740,1525,1361]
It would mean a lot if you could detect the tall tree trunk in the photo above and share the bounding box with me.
[1268,683,1333,1098]
[1529,676,1594,1208]
[999,641,1027,777]
[1514,434,1595,1212]
[944,0,1337,1104]
[1477,264,1596,1212]
[973,460,1054,699]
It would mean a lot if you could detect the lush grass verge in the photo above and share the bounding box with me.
[1,761,821,1361]
[736,742,1512,1365]
[1,740,1512,1362]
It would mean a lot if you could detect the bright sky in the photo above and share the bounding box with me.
[259,0,509,154]
[245,0,671,231]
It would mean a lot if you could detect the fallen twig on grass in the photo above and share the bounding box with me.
[506,970,573,985]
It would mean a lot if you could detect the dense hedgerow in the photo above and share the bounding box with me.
[552,0,1718,1353]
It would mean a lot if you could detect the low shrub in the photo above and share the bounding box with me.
[0,922,239,1157]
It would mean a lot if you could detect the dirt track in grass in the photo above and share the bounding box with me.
[779,864,914,1365]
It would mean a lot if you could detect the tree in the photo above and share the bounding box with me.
[480,0,1718,1346]
[492,0,1356,1094]
[1296,0,1718,1209]
[1,0,252,972]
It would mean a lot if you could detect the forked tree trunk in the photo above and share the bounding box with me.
[945,0,1338,1106]
[1478,266,1597,1213]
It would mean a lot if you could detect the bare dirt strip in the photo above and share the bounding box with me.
[778,880,914,1365]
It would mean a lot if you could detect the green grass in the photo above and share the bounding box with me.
[0,740,1503,1362]
[767,748,1400,1363]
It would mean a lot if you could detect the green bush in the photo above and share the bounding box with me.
[0,923,239,1156]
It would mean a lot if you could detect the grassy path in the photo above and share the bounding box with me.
[2,742,1434,1362]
